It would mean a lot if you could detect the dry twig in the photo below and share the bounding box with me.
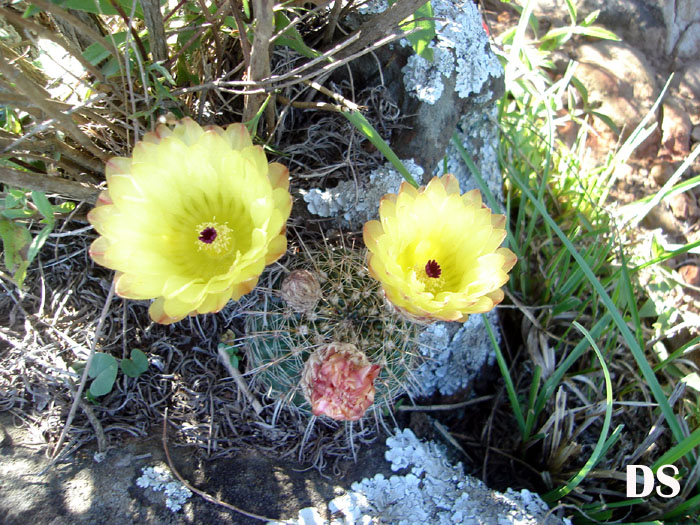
[51,279,115,459]
[162,409,276,522]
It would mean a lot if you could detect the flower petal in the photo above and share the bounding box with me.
[89,118,292,324]
[363,175,516,323]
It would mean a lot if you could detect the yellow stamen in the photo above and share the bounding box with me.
[414,261,445,294]
[195,219,234,257]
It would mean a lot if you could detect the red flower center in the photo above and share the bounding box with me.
[198,227,217,244]
[425,259,441,278]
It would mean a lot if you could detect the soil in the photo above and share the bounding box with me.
[0,412,393,524]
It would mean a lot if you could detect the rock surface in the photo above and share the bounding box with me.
[281,429,569,525]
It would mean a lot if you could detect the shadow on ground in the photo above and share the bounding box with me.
[0,412,393,524]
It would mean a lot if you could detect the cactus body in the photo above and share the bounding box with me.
[245,243,421,418]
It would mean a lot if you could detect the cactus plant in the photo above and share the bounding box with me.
[244,241,421,419]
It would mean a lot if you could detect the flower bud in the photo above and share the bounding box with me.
[280,269,322,313]
[301,342,380,421]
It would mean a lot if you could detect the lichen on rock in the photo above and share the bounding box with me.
[323,428,568,525]
[401,0,503,105]
[301,160,423,226]
[413,311,499,397]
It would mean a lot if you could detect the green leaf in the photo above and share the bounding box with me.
[577,26,620,40]
[31,191,55,225]
[120,348,149,378]
[83,32,128,65]
[244,94,272,136]
[342,110,419,188]
[88,353,118,397]
[219,343,240,369]
[564,0,577,23]
[638,298,659,318]
[148,63,176,85]
[0,217,31,271]
[53,201,76,214]
[1,208,34,219]
[26,225,53,263]
[397,1,436,61]
[582,9,600,26]
[54,0,146,18]
[273,12,320,59]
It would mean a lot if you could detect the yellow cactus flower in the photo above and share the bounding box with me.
[88,118,292,324]
[363,174,516,323]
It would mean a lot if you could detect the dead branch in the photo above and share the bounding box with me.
[243,0,275,124]
[141,0,169,63]
[0,166,101,203]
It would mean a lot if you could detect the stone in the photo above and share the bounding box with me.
[573,40,660,160]
[650,160,675,186]
[677,20,700,60]
[575,41,659,132]
[641,203,679,233]
[679,265,700,287]
[663,0,700,61]
[510,0,667,65]
[390,0,504,178]
[661,97,692,158]
[323,429,569,525]
[669,192,700,221]
[678,61,700,103]
[692,125,700,143]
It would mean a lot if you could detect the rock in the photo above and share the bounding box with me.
[692,125,700,143]
[574,41,660,159]
[391,0,504,178]
[650,160,675,186]
[661,97,692,158]
[677,20,700,60]
[575,41,659,131]
[669,192,700,221]
[413,312,499,397]
[679,265,700,286]
[509,0,667,66]
[663,0,700,61]
[322,429,568,525]
[641,203,679,233]
[678,61,700,103]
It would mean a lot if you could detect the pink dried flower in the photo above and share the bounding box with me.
[301,342,381,421]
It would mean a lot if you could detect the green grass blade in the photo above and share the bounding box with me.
[483,313,526,435]
[343,110,419,188]
[652,426,700,472]
[619,245,644,351]
[654,336,700,373]
[660,491,700,521]
[632,238,700,273]
[631,141,700,227]
[505,167,686,447]
[523,364,542,442]
[543,321,615,502]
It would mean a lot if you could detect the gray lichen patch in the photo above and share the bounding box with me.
[435,105,505,207]
[300,160,423,227]
[325,428,567,525]
[413,311,499,397]
[401,0,503,105]
[136,465,192,513]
